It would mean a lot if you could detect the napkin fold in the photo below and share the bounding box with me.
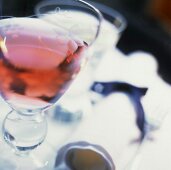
[91,81,148,140]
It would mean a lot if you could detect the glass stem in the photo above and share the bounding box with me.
[2,109,48,156]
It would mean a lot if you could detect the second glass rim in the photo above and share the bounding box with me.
[35,0,104,46]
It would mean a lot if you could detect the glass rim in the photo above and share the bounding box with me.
[35,0,103,46]
[85,0,127,34]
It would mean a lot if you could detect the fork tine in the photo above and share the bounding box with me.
[125,91,171,170]
[142,90,171,130]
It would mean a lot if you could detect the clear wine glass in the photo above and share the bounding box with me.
[0,0,102,169]
[45,1,127,124]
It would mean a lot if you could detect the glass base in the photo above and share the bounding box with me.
[0,139,56,170]
[1,110,56,169]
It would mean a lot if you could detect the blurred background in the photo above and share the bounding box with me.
[0,0,171,169]
[1,0,171,84]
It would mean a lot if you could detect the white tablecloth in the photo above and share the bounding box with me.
[0,49,171,170]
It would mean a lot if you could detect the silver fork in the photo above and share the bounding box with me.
[124,89,171,170]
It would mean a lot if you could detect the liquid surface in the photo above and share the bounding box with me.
[0,17,87,110]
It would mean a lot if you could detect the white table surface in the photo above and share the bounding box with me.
[0,49,171,170]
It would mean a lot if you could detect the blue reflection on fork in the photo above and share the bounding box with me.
[91,81,148,141]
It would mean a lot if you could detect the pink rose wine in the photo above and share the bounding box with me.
[0,17,87,110]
